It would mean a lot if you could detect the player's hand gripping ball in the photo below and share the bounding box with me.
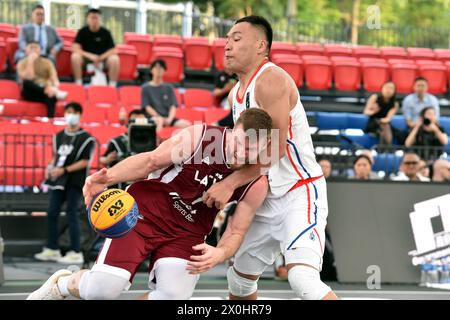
[88,189,139,238]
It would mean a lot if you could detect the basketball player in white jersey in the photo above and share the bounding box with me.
[199,16,338,300]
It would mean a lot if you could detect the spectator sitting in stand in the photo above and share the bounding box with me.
[17,41,67,118]
[432,159,450,182]
[213,69,237,128]
[391,152,430,182]
[363,81,398,146]
[71,8,120,87]
[141,59,191,131]
[351,154,380,180]
[402,77,440,130]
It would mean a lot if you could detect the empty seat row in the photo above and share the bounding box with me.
[272,54,450,94]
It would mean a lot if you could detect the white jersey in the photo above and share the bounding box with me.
[231,61,323,198]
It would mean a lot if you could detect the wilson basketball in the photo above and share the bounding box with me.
[88,188,140,238]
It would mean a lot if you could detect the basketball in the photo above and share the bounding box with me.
[88,188,140,238]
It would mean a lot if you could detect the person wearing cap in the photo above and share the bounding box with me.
[141,59,191,130]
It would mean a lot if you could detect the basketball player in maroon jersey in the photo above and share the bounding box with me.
[27,108,272,300]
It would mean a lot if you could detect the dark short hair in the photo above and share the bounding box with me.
[32,4,44,12]
[150,59,167,71]
[128,109,146,119]
[235,15,273,52]
[419,106,435,118]
[27,40,40,46]
[414,76,428,84]
[86,8,102,17]
[65,102,83,114]
[353,154,372,166]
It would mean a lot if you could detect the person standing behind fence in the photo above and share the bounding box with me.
[363,81,398,146]
[17,42,68,118]
[35,102,96,264]
[14,4,63,65]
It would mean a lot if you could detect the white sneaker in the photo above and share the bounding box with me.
[34,247,62,262]
[26,269,72,300]
[57,251,84,264]
[55,90,68,100]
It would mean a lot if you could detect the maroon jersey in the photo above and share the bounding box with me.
[127,125,257,239]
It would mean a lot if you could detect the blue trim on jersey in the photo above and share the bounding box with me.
[287,139,311,179]
[286,181,318,250]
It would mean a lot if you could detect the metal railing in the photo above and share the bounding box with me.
[1,0,450,48]
[315,143,449,180]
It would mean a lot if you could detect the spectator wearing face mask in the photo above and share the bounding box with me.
[35,102,96,264]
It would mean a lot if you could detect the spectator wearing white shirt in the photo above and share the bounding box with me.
[391,152,430,182]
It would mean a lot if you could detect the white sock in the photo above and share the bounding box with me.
[75,79,83,85]
[109,80,117,87]
[57,275,71,297]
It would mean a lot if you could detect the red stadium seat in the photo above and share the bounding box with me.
[157,126,179,141]
[204,108,230,125]
[22,101,48,117]
[333,60,361,91]
[0,23,17,42]
[213,38,226,71]
[387,58,415,66]
[0,143,45,167]
[55,42,73,78]
[6,37,18,69]
[0,80,21,100]
[153,34,183,50]
[81,104,108,124]
[324,45,352,57]
[124,32,153,66]
[117,44,138,81]
[361,62,390,92]
[434,49,450,63]
[407,48,436,60]
[418,64,447,94]
[273,55,303,88]
[296,43,324,56]
[0,41,7,73]
[359,58,386,64]
[183,89,214,109]
[184,37,213,70]
[174,88,183,107]
[329,56,358,63]
[87,125,127,145]
[415,60,442,66]
[380,47,407,59]
[304,60,332,90]
[352,47,380,59]
[270,42,297,60]
[151,50,184,83]
[301,55,329,62]
[391,64,418,94]
[55,28,76,43]
[55,83,86,117]
[175,108,204,123]
[87,85,118,107]
[0,101,25,117]
[119,86,141,112]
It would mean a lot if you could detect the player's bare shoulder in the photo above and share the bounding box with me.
[255,64,297,109]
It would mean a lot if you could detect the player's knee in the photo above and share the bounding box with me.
[227,267,258,297]
[79,271,128,300]
[288,265,331,300]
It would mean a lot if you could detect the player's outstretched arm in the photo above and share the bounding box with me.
[83,124,204,205]
[187,176,268,274]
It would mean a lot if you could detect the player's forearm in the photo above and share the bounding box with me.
[105,151,158,185]
[224,164,262,190]
[216,232,245,262]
